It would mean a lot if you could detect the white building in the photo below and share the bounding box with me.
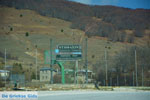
[40,67,56,82]
[0,70,10,80]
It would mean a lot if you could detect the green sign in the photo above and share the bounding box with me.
[44,50,50,64]
[56,54,82,60]
[56,45,82,61]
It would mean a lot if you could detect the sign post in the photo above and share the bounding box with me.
[55,45,82,84]
[75,60,78,84]
[56,45,82,61]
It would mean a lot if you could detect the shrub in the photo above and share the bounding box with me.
[31,72,36,79]
[20,14,23,17]
[10,27,13,31]
[0,80,5,87]
[53,75,61,83]
[61,29,64,32]
[25,32,29,37]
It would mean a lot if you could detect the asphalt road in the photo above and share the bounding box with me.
[38,91,150,100]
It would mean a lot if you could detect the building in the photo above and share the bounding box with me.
[78,69,94,83]
[0,70,10,80]
[40,67,56,82]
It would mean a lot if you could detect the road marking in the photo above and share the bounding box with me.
[38,91,101,97]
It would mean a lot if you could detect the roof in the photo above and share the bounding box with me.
[0,70,10,73]
[78,70,92,73]
[5,65,13,68]
[65,69,74,72]
[40,67,56,72]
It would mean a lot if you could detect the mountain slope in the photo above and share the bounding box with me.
[0,7,85,63]
[0,0,150,42]
[0,7,136,68]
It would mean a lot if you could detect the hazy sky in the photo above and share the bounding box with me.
[70,0,150,9]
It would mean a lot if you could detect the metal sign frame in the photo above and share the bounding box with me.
[55,45,82,61]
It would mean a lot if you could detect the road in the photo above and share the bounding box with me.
[38,91,150,100]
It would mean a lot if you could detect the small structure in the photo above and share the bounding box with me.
[40,67,56,82]
[78,69,94,83]
[0,70,10,80]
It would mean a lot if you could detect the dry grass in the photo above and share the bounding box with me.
[0,7,148,75]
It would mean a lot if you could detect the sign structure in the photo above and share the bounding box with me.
[44,50,50,64]
[55,45,82,61]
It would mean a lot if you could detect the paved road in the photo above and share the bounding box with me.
[38,91,150,100]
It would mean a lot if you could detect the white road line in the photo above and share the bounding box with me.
[38,91,101,97]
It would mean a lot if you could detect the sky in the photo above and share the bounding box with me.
[69,0,150,9]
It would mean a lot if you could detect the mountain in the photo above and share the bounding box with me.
[0,6,137,68]
[0,0,150,42]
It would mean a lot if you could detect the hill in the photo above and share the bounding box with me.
[0,0,150,85]
[0,0,150,42]
[0,7,136,70]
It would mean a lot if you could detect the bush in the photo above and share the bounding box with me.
[91,55,95,59]
[61,29,64,32]
[25,32,29,37]
[53,74,61,83]
[31,72,36,79]
[10,27,13,31]
[65,75,73,83]
[0,76,5,87]
[20,14,23,17]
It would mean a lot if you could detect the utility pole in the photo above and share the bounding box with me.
[142,66,144,86]
[50,39,53,84]
[105,49,108,86]
[110,77,112,86]
[35,46,38,81]
[75,60,78,84]
[133,71,135,86]
[124,74,126,86]
[103,80,105,86]
[4,48,7,88]
[117,75,119,86]
[85,38,88,84]
[135,48,138,86]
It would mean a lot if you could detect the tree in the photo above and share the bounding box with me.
[112,46,150,86]
[127,35,134,43]
[120,32,126,42]
[12,63,24,74]
[134,28,144,37]
[31,72,36,79]
[113,31,126,42]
